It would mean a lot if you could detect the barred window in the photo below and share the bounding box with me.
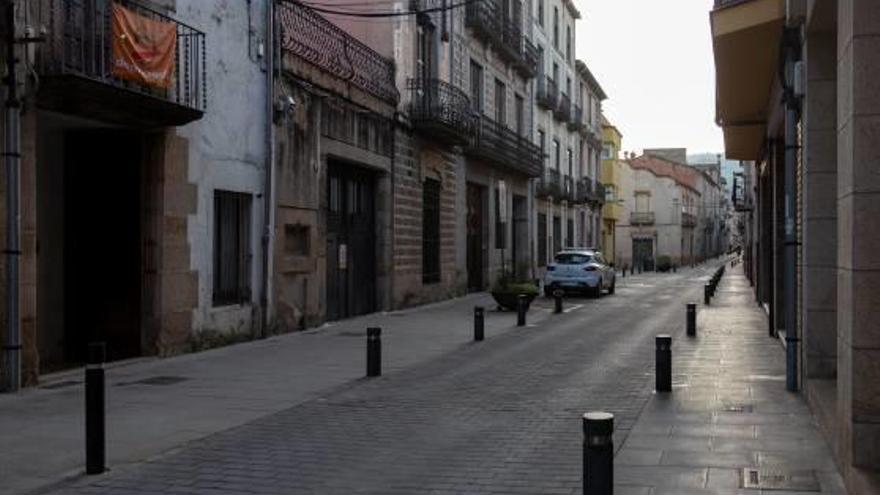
[213,190,252,306]
[422,179,441,284]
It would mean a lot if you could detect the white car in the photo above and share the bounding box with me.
[544,249,616,297]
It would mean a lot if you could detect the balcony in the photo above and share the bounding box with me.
[682,212,697,228]
[466,116,543,178]
[630,212,656,225]
[407,78,476,145]
[466,0,537,79]
[537,76,558,110]
[568,105,586,132]
[536,168,561,199]
[576,177,594,203]
[37,0,206,127]
[711,0,785,159]
[279,0,398,106]
[575,177,605,205]
[555,93,571,122]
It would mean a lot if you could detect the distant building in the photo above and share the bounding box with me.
[601,118,624,263]
[615,153,727,270]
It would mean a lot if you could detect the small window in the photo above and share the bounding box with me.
[555,253,593,265]
[284,224,310,256]
[422,179,441,284]
[538,0,544,27]
[213,190,252,306]
[553,6,559,49]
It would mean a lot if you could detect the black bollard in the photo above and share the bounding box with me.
[366,327,382,377]
[673,264,677,273]
[686,303,696,337]
[583,411,614,495]
[704,284,711,305]
[474,306,485,342]
[554,289,564,314]
[517,294,527,327]
[622,266,627,278]
[86,342,106,475]
[655,335,672,393]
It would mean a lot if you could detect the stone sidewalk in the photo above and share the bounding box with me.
[0,278,615,495]
[614,263,847,494]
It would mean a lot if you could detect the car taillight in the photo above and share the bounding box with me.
[583,266,597,272]
[547,266,556,271]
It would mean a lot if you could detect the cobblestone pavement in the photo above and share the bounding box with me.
[40,266,719,495]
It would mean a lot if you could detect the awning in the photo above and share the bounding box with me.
[711,0,785,160]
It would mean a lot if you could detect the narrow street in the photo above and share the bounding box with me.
[51,266,718,494]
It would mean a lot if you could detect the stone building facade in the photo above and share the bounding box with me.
[711,0,880,491]
[0,0,272,388]
[531,0,606,277]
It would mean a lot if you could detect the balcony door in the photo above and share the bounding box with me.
[416,18,436,83]
[494,79,506,125]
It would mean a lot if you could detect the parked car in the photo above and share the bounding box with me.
[543,249,616,297]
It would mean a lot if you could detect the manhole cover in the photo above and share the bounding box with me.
[723,404,754,413]
[741,468,820,491]
[40,380,81,390]
[120,376,189,386]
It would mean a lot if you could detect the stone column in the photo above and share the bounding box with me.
[837,0,880,491]
[803,31,838,380]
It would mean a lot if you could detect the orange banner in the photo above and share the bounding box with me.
[111,3,177,88]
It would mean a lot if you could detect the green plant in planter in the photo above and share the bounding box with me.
[656,255,672,272]
[491,275,539,311]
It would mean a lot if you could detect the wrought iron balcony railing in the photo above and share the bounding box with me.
[536,168,561,199]
[576,177,593,203]
[555,92,571,121]
[37,0,206,124]
[630,212,656,225]
[407,78,476,145]
[279,0,398,105]
[467,115,543,178]
[568,105,586,132]
[466,0,537,79]
[537,76,558,110]
[682,212,697,228]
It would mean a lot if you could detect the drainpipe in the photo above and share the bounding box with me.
[782,27,801,392]
[260,0,276,338]
[2,0,21,392]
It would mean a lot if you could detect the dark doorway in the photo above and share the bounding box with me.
[466,182,485,291]
[326,161,377,321]
[64,131,143,364]
[512,195,528,278]
[632,238,654,271]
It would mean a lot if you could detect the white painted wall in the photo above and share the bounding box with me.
[174,0,270,335]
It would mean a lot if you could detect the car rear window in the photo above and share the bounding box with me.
[554,253,593,265]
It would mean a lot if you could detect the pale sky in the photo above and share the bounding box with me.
[574,0,723,156]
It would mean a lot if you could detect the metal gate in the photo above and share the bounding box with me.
[466,183,485,291]
[326,162,376,321]
[632,238,654,271]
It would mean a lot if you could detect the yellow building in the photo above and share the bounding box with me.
[600,118,624,263]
